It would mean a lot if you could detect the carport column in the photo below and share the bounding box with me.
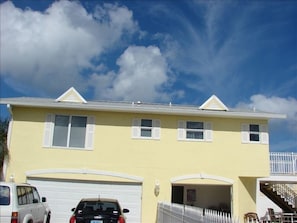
[231,180,239,219]
[237,177,258,222]
[140,177,172,223]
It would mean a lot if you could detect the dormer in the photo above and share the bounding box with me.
[55,87,87,103]
[199,95,228,111]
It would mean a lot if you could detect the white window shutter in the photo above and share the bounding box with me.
[85,116,95,149]
[241,123,249,143]
[260,124,269,144]
[43,114,54,147]
[152,119,161,139]
[132,119,141,138]
[7,120,13,148]
[177,121,186,140]
[204,122,213,142]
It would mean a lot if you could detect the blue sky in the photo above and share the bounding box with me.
[0,0,296,152]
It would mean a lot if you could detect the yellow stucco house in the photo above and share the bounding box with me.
[0,87,285,223]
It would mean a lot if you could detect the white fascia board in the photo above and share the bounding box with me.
[0,98,286,120]
[258,176,297,183]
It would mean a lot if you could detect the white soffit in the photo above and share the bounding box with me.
[55,87,87,103]
[199,95,229,111]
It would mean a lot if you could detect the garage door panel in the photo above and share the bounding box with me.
[27,179,142,223]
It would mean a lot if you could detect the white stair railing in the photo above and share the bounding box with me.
[272,184,297,209]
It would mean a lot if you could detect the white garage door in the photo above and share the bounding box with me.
[27,178,142,223]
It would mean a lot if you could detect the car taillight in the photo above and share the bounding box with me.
[69,215,76,223]
[11,212,18,223]
[118,216,125,223]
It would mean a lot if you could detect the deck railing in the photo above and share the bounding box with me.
[270,152,297,175]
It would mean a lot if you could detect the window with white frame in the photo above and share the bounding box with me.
[178,121,213,141]
[249,124,260,142]
[132,118,160,139]
[241,123,268,144]
[140,119,153,137]
[43,114,95,149]
[186,121,204,139]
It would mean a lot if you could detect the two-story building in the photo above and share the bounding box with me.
[0,87,286,223]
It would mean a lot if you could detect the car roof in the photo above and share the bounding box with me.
[0,182,33,187]
[79,198,119,203]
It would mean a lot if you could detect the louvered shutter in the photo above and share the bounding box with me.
[85,116,95,149]
[152,119,161,139]
[7,120,13,148]
[260,124,269,144]
[241,123,249,143]
[132,119,141,138]
[43,114,54,147]
[177,121,186,140]
[204,122,213,142]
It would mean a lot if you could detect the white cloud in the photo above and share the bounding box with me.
[152,2,243,94]
[0,1,138,96]
[90,45,170,101]
[236,94,297,133]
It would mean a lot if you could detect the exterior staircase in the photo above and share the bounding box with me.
[260,182,297,213]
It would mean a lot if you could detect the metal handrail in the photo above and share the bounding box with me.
[270,152,297,175]
[272,184,297,208]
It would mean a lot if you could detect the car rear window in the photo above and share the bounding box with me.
[0,186,10,205]
[77,201,120,214]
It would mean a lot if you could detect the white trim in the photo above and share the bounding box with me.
[241,123,268,144]
[85,116,95,149]
[44,114,95,149]
[204,122,213,142]
[55,87,87,103]
[132,118,160,140]
[0,98,286,120]
[241,123,249,143]
[258,176,297,183]
[25,168,144,182]
[260,124,269,144]
[199,95,229,111]
[43,114,54,147]
[7,117,13,149]
[177,121,213,142]
[171,173,234,184]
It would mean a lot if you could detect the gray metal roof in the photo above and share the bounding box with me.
[0,97,286,120]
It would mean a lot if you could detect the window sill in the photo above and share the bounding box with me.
[43,146,93,151]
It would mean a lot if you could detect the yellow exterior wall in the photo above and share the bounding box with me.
[5,106,270,222]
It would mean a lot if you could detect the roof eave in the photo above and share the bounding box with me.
[0,98,286,120]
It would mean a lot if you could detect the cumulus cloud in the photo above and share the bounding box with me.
[236,94,297,133]
[90,45,170,101]
[0,1,138,96]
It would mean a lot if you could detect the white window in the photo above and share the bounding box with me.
[249,124,260,142]
[132,118,160,139]
[43,114,95,149]
[241,123,268,144]
[178,121,213,142]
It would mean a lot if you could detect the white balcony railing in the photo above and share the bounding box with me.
[270,152,297,175]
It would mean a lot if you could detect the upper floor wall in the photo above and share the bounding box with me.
[1,88,286,181]
[8,105,271,178]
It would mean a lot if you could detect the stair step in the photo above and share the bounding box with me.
[260,183,296,213]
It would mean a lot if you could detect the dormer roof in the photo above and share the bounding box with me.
[55,87,87,103]
[199,95,229,111]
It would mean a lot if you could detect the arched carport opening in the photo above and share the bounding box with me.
[171,173,234,214]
